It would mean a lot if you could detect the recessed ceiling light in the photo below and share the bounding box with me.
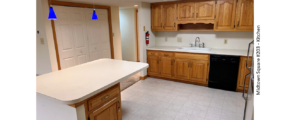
[134,5,138,7]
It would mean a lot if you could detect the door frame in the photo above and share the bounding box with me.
[48,0,115,70]
[135,9,140,62]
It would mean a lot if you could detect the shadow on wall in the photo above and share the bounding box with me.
[154,31,253,39]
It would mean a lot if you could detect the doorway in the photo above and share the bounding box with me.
[119,8,139,62]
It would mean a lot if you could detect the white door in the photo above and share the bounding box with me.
[54,6,90,69]
[85,8,111,61]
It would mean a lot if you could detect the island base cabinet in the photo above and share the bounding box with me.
[73,84,122,120]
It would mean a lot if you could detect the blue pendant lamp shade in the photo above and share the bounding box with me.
[48,6,57,20]
[92,9,98,20]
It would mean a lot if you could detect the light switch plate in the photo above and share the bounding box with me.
[177,37,182,42]
[40,38,44,44]
[224,39,227,44]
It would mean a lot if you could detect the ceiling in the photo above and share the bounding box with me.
[55,0,179,8]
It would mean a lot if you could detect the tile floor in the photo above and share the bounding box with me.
[121,77,245,120]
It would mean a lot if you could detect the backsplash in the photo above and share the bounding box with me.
[154,31,253,50]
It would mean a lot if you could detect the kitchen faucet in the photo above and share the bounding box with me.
[195,37,200,47]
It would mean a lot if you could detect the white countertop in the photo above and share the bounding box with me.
[37,59,148,104]
[147,46,251,56]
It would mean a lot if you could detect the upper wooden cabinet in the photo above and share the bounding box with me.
[151,4,163,30]
[151,0,254,31]
[178,2,195,20]
[195,1,216,20]
[164,4,177,30]
[235,0,254,30]
[215,0,237,30]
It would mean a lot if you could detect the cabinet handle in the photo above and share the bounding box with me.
[164,54,169,56]
[216,22,218,27]
[118,101,121,112]
[102,95,110,100]
[157,59,159,64]
[174,22,176,28]
[196,13,198,18]
[188,63,190,67]
[151,53,155,55]
[237,21,240,27]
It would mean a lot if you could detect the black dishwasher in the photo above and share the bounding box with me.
[208,55,240,91]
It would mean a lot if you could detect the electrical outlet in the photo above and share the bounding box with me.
[224,39,227,44]
[40,38,45,44]
[177,37,182,42]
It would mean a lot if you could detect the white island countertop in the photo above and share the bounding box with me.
[37,59,148,104]
[147,46,251,56]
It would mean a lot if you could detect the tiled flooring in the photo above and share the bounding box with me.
[121,77,245,120]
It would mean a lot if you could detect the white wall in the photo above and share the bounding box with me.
[155,31,253,50]
[111,6,123,60]
[138,2,156,77]
[41,0,59,71]
[37,0,52,75]
[119,8,136,61]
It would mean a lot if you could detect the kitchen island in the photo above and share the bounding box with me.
[37,59,148,120]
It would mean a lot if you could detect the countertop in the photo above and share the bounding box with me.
[147,46,251,56]
[37,59,148,104]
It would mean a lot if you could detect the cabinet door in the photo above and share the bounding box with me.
[151,4,164,30]
[215,0,237,30]
[174,58,191,80]
[89,99,121,120]
[178,2,195,20]
[160,57,173,78]
[148,56,160,76]
[235,0,254,31]
[164,4,177,30]
[237,57,252,91]
[189,60,209,83]
[195,1,215,20]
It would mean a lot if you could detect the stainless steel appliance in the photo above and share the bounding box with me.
[243,40,254,120]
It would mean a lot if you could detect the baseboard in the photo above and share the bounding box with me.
[140,75,148,80]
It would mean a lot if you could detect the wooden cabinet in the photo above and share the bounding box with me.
[163,4,177,30]
[151,0,254,31]
[195,1,216,20]
[215,0,237,30]
[174,58,191,80]
[178,2,195,20]
[160,56,173,78]
[147,50,210,86]
[235,0,254,31]
[236,56,252,92]
[89,98,121,120]
[151,4,163,30]
[189,60,209,84]
[147,55,160,76]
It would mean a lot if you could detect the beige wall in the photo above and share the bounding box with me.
[37,0,52,75]
[138,2,155,77]
[39,1,123,71]
[110,6,122,60]
[119,8,136,61]
[155,31,253,50]
[41,0,58,72]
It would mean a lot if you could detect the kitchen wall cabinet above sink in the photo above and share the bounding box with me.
[151,0,254,31]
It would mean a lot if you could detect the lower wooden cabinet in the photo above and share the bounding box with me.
[159,56,173,78]
[174,58,191,80]
[147,55,160,76]
[147,50,210,86]
[236,56,252,92]
[89,98,121,120]
[189,60,209,84]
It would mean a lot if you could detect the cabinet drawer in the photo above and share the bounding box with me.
[147,51,159,56]
[87,85,120,111]
[175,53,209,61]
[160,52,173,57]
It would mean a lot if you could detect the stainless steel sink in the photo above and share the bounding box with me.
[176,47,211,51]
